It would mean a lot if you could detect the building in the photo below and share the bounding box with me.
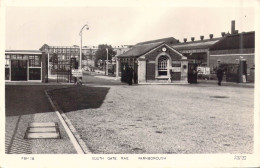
[171,20,255,78]
[113,45,132,57]
[116,38,188,84]
[82,45,98,67]
[5,50,48,82]
[209,31,255,74]
[172,35,223,67]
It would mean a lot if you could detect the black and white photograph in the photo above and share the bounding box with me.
[1,0,259,167]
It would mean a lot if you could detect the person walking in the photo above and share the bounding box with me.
[216,67,224,86]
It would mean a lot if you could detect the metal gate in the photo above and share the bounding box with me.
[56,60,72,83]
[51,54,75,83]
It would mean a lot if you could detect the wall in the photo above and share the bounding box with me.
[41,53,48,83]
[209,49,254,74]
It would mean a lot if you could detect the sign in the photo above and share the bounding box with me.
[242,75,246,83]
[72,69,83,77]
[171,67,181,72]
[197,67,210,75]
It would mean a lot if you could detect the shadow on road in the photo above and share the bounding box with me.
[5,85,64,117]
[48,86,110,113]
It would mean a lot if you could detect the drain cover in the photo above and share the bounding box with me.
[24,122,61,139]
[210,96,229,98]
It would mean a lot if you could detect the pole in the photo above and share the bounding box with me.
[106,48,108,75]
[78,24,89,83]
[79,33,82,70]
[79,24,89,70]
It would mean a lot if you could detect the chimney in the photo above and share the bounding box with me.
[209,34,213,39]
[231,20,235,34]
[191,37,195,41]
[221,32,226,37]
[184,38,187,42]
[200,35,204,40]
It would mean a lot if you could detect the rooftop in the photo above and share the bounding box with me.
[117,41,164,58]
[137,37,178,45]
[5,50,43,54]
[210,31,255,50]
[172,38,223,51]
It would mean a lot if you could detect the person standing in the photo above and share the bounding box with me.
[216,68,224,86]
[128,66,133,85]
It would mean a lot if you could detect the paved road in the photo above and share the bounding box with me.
[53,74,255,154]
[82,72,125,86]
[5,85,77,154]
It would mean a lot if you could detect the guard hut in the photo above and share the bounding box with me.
[116,41,188,84]
[5,50,48,83]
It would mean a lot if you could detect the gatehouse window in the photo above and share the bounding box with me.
[5,55,10,80]
[29,55,41,67]
[158,55,169,76]
[29,55,41,80]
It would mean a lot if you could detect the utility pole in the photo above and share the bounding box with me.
[106,48,108,75]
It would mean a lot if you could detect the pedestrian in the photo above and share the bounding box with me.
[128,66,133,85]
[216,67,224,86]
[192,69,197,83]
[134,71,137,84]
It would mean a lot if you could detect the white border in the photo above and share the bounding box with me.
[1,1,259,168]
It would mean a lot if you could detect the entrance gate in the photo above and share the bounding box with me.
[51,55,75,83]
[56,60,72,83]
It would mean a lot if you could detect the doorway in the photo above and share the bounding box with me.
[11,60,28,81]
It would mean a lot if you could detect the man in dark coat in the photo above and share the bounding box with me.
[216,68,224,86]
[128,66,133,85]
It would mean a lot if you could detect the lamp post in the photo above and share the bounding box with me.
[106,48,108,75]
[79,24,89,70]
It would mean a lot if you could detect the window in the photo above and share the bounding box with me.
[5,55,10,67]
[29,68,41,80]
[158,55,169,76]
[29,55,41,67]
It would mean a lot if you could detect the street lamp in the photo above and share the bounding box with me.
[79,24,89,70]
[106,48,108,75]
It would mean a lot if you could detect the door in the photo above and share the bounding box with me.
[11,60,28,81]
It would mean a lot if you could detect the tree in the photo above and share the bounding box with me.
[95,44,116,62]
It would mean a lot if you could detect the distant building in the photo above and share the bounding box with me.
[209,31,255,74]
[172,35,223,66]
[113,45,133,57]
[171,20,255,76]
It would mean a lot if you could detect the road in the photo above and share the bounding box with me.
[51,74,255,154]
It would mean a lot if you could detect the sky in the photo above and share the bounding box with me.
[4,3,256,50]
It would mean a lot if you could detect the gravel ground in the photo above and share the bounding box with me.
[51,84,254,154]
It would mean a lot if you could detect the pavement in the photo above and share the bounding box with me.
[5,84,77,154]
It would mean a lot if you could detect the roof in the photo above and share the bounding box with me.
[5,50,43,54]
[172,38,222,51]
[117,41,164,58]
[136,37,178,45]
[210,31,255,50]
